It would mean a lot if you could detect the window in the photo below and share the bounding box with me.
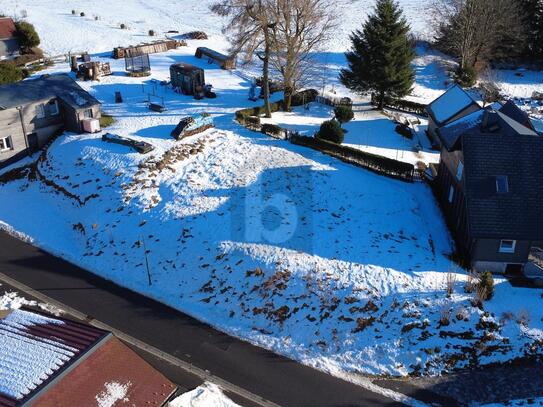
[499,239,516,253]
[448,186,455,203]
[496,175,509,193]
[0,136,12,152]
[456,161,464,181]
[83,109,93,119]
[35,104,46,119]
[47,100,59,116]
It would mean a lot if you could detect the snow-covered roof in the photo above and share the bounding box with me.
[0,74,101,111]
[427,84,479,125]
[0,309,107,404]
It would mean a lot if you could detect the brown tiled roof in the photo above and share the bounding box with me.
[0,309,108,407]
[30,336,177,407]
[0,18,17,40]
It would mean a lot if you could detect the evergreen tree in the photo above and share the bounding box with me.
[340,0,414,109]
[15,21,40,51]
[519,0,543,61]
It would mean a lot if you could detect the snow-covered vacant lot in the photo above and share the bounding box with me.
[0,0,542,380]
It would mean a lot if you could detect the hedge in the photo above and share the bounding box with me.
[371,93,428,116]
[235,100,283,124]
[235,89,319,125]
[245,116,261,130]
[261,123,283,138]
[290,135,414,182]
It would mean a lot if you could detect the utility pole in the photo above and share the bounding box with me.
[141,235,152,286]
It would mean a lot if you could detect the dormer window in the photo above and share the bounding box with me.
[496,175,509,193]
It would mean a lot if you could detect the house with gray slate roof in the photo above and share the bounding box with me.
[433,96,543,273]
[0,74,101,168]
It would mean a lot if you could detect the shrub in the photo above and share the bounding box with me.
[99,114,116,128]
[455,65,477,87]
[80,12,85,17]
[15,21,41,50]
[439,306,451,326]
[261,123,282,137]
[0,62,24,85]
[446,272,456,298]
[316,119,344,144]
[148,29,155,36]
[334,105,354,126]
[478,271,494,300]
[395,123,413,139]
[464,270,478,293]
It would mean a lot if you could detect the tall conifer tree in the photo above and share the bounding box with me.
[340,0,415,109]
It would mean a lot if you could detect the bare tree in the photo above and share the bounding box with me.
[432,0,525,73]
[211,0,275,117]
[478,68,502,106]
[268,0,335,111]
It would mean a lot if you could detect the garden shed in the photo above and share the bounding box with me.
[170,63,205,95]
[195,47,236,69]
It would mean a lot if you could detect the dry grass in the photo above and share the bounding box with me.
[516,309,531,328]
[439,305,452,326]
[446,271,457,297]
[472,284,488,308]
[464,270,479,293]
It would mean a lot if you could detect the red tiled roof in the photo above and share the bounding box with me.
[0,18,17,40]
[31,336,177,407]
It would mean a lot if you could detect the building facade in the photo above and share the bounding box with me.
[0,75,101,168]
[432,93,543,273]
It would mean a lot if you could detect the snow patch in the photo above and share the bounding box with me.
[95,381,131,407]
[168,383,240,407]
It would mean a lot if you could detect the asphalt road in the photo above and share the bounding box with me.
[0,231,407,407]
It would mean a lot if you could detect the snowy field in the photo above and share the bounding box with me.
[0,0,433,56]
[0,0,542,381]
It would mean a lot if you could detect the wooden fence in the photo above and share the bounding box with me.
[113,39,186,59]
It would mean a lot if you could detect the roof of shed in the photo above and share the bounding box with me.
[0,18,17,40]
[170,62,203,72]
[196,46,231,60]
[0,309,108,407]
[427,84,480,125]
[462,130,543,240]
[0,74,101,110]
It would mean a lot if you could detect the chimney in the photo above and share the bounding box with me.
[481,110,500,132]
